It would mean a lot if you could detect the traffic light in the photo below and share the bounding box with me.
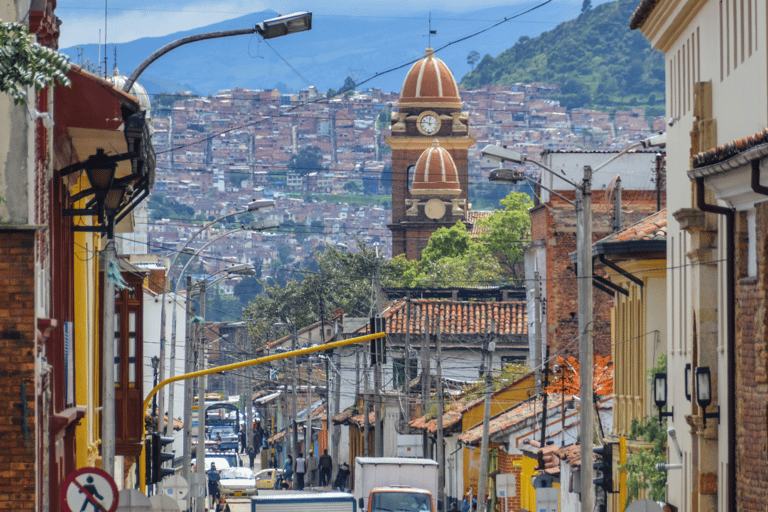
[593,443,614,494]
[370,316,386,364]
[151,432,175,483]
[145,434,153,484]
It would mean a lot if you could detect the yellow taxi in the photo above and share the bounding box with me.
[254,468,284,489]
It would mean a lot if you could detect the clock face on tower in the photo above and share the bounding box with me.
[417,111,441,136]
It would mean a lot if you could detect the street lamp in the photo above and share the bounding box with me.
[189,266,254,512]
[122,12,312,92]
[274,321,299,462]
[167,223,272,448]
[156,200,273,443]
[482,136,665,512]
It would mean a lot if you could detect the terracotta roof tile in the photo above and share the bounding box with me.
[629,0,661,30]
[692,128,768,168]
[466,210,493,237]
[358,299,528,337]
[458,395,566,446]
[596,208,666,245]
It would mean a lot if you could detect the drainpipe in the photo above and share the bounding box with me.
[694,178,735,512]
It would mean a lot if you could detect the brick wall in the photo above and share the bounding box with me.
[532,195,661,361]
[0,230,36,512]
[734,203,768,509]
[497,452,523,512]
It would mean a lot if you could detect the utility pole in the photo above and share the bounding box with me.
[541,346,550,447]
[182,276,194,488]
[374,246,383,457]
[403,297,411,434]
[101,239,117,476]
[195,281,207,512]
[291,327,298,459]
[436,317,444,510]
[305,360,312,458]
[577,165,595,512]
[363,361,370,457]
[534,270,542,395]
[421,315,430,421]
[478,320,495,512]
[282,336,290,461]
[332,347,341,481]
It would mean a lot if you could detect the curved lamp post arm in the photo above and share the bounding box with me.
[122,12,312,92]
[123,28,257,92]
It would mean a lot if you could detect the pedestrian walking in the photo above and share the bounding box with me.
[269,452,278,469]
[239,429,246,454]
[207,463,221,509]
[306,451,318,488]
[318,449,332,486]
[294,452,306,491]
[282,454,294,486]
[247,445,257,469]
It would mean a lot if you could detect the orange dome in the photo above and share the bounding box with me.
[411,140,461,196]
[398,47,462,110]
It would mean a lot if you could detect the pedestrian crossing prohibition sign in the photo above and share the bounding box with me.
[61,467,119,512]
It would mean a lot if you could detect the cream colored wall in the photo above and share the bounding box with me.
[609,260,666,439]
[640,0,768,510]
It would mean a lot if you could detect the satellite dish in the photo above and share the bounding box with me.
[626,499,664,512]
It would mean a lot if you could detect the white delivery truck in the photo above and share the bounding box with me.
[251,492,356,512]
[354,457,439,512]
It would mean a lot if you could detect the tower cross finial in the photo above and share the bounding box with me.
[428,13,436,46]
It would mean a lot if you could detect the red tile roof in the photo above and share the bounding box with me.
[361,299,527,337]
[596,208,666,244]
[629,0,661,30]
[466,210,493,237]
[692,128,768,169]
[458,395,566,446]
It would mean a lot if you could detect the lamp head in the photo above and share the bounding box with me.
[256,12,312,39]
[489,168,527,184]
[695,366,712,408]
[480,144,526,164]
[247,199,275,212]
[653,372,667,408]
[640,133,667,149]
[226,263,255,275]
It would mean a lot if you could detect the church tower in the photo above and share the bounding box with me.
[387,47,475,260]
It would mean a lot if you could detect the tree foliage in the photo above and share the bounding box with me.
[620,354,668,504]
[288,146,324,176]
[243,243,381,347]
[459,0,665,116]
[467,50,481,70]
[0,21,71,105]
[475,191,532,285]
[385,221,504,288]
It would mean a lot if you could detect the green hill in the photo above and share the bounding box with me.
[460,0,665,116]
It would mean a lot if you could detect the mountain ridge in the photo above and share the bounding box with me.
[59,2,614,97]
[460,0,664,115]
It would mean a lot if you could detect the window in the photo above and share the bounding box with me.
[393,358,419,388]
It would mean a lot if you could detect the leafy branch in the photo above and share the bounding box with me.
[0,21,72,106]
[620,353,668,504]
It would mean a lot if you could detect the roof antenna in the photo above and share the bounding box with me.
[428,13,437,46]
[103,0,109,78]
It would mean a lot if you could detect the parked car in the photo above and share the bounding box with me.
[209,426,239,451]
[254,468,284,489]
[219,467,258,497]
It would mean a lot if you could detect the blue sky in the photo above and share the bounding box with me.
[55,0,588,48]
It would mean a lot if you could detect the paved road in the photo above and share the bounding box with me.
[211,451,334,512]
